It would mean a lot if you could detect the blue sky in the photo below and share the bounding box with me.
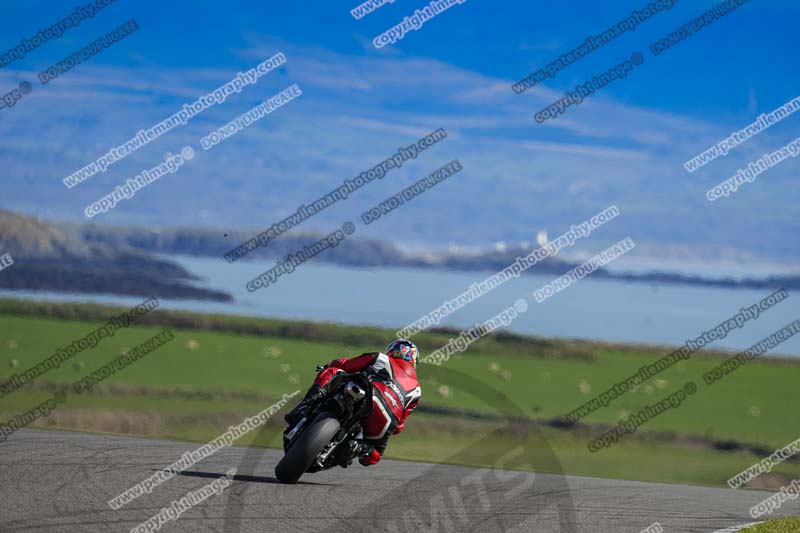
[0,0,798,259]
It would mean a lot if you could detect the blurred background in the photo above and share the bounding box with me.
[0,0,799,490]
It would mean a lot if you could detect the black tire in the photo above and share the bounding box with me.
[275,412,341,484]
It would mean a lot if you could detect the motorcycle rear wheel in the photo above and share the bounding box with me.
[275,412,341,484]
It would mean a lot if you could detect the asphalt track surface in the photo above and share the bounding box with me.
[1,430,799,532]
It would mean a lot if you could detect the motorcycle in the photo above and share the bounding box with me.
[275,366,374,484]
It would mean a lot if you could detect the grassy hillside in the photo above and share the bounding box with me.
[0,210,231,301]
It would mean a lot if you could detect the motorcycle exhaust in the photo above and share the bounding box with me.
[345,381,365,400]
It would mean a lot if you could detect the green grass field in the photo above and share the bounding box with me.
[744,518,800,532]
[1,300,799,489]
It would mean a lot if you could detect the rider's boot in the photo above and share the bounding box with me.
[336,440,376,467]
[284,383,326,426]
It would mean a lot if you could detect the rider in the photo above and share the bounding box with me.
[284,339,422,467]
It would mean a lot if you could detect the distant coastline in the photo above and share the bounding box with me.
[0,210,232,302]
[3,207,798,304]
[72,223,800,292]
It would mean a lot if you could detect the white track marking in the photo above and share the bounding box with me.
[712,522,763,532]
